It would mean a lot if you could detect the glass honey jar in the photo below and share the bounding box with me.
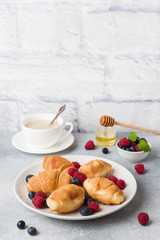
[96,123,116,147]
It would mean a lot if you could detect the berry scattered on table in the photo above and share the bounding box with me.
[102,148,109,154]
[73,171,87,184]
[88,201,99,213]
[27,227,37,236]
[85,140,95,150]
[116,179,126,190]
[28,191,35,200]
[32,196,45,208]
[68,168,78,176]
[70,177,80,185]
[108,176,118,184]
[34,191,47,199]
[25,174,34,183]
[17,220,25,230]
[137,212,149,226]
[135,164,145,174]
[72,162,81,169]
[80,206,92,216]
[119,137,130,148]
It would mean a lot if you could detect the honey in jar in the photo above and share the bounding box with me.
[96,123,116,147]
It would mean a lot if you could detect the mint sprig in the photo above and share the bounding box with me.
[138,140,151,152]
[129,132,137,142]
[129,132,151,152]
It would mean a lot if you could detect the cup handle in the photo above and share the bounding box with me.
[57,122,73,143]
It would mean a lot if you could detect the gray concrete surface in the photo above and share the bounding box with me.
[0,132,159,240]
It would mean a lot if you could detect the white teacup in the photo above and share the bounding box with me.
[22,113,73,149]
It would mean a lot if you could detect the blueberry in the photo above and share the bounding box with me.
[135,137,140,144]
[71,177,80,185]
[129,146,136,152]
[44,199,49,208]
[140,138,147,143]
[85,191,90,200]
[27,227,37,236]
[80,207,92,216]
[102,148,108,154]
[87,198,96,205]
[121,147,126,150]
[17,220,25,229]
[125,148,130,151]
[28,191,35,199]
[84,192,90,205]
[118,144,124,149]
[26,174,34,183]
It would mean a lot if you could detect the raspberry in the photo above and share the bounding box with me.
[68,168,78,176]
[116,179,126,190]
[32,196,45,208]
[73,171,87,184]
[119,137,130,148]
[85,140,95,150]
[137,212,149,226]
[108,176,118,184]
[135,164,145,174]
[72,162,81,169]
[130,141,137,147]
[135,145,142,152]
[34,191,47,199]
[88,201,99,213]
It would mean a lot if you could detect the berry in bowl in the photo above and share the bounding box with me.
[116,132,151,162]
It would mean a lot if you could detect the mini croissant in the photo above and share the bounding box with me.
[27,168,72,196]
[79,159,112,178]
[83,177,124,205]
[47,184,85,213]
[43,155,74,171]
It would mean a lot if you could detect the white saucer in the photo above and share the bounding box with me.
[12,130,74,154]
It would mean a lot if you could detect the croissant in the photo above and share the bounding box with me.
[27,168,72,196]
[79,159,112,178]
[47,184,85,213]
[43,155,73,171]
[83,177,124,205]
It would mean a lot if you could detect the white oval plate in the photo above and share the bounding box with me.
[12,130,74,154]
[13,155,137,220]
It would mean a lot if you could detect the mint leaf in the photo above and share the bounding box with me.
[129,132,137,142]
[138,140,151,152]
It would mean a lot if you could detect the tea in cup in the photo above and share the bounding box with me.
[22,113,73,149]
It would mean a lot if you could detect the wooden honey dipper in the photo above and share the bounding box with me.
[100,115,160,135]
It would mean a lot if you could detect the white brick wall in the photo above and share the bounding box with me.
[0,0,160,132]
